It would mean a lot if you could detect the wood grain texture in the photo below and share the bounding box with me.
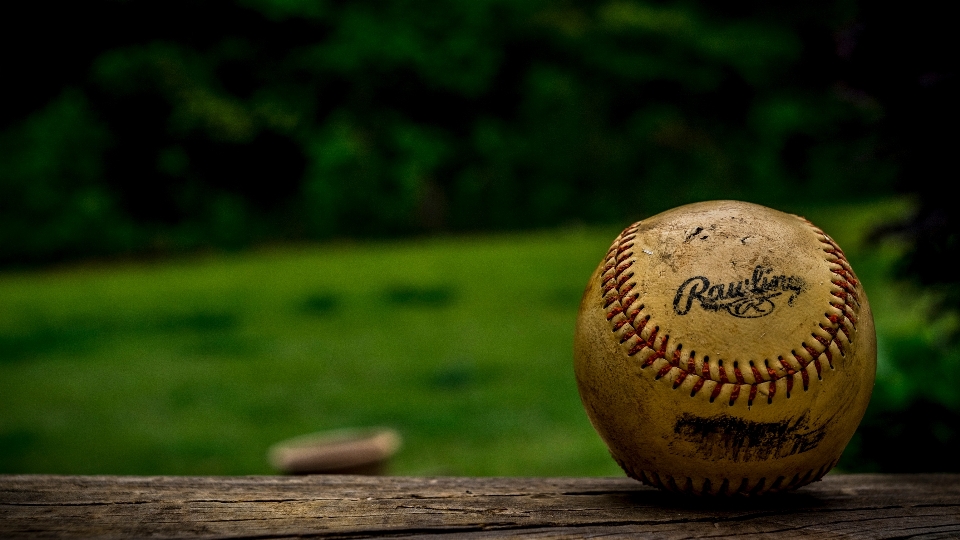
[2,474,958,538]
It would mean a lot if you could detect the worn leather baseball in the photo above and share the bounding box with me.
[574,200,876,495]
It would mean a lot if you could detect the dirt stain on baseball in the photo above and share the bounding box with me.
[673,412,826,462]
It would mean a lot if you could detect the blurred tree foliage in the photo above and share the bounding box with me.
[1,0,958,474]
[1,0,898,265]
[842,0,958,473]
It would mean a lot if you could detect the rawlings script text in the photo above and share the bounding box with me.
[673,265,805,318]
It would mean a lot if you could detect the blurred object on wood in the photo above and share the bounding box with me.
[267,427,401,475]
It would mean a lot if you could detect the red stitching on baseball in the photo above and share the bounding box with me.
[618,459,835,495]
[656,363,673,380]
[718,361,730,384]
[728,384,740,406]
[764,359,777,381]
[833,334,845,360]
[599,218,862,407]
[750,362,764,383]
[602,281,618,295]
[709,383,723,403]
[690,377,706,397]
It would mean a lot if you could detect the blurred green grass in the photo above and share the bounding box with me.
[0,198,922,476]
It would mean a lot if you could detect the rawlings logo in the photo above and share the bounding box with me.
[673,265,805,318]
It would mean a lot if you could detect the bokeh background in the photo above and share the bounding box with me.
[1,0,956,476]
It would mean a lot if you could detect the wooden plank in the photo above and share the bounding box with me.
[2,474,959,538]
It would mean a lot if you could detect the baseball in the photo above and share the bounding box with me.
[574,200,876,496]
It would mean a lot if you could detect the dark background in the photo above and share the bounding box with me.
[1,0,957,472]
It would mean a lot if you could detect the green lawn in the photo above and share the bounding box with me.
[0,198,922,476]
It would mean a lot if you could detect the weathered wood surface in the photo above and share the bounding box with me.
[2,474,958,538]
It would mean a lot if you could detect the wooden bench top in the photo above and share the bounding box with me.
[2,474,959,538]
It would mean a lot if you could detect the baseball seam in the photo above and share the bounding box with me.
[616,456,839,496]
[599,218,861,407]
